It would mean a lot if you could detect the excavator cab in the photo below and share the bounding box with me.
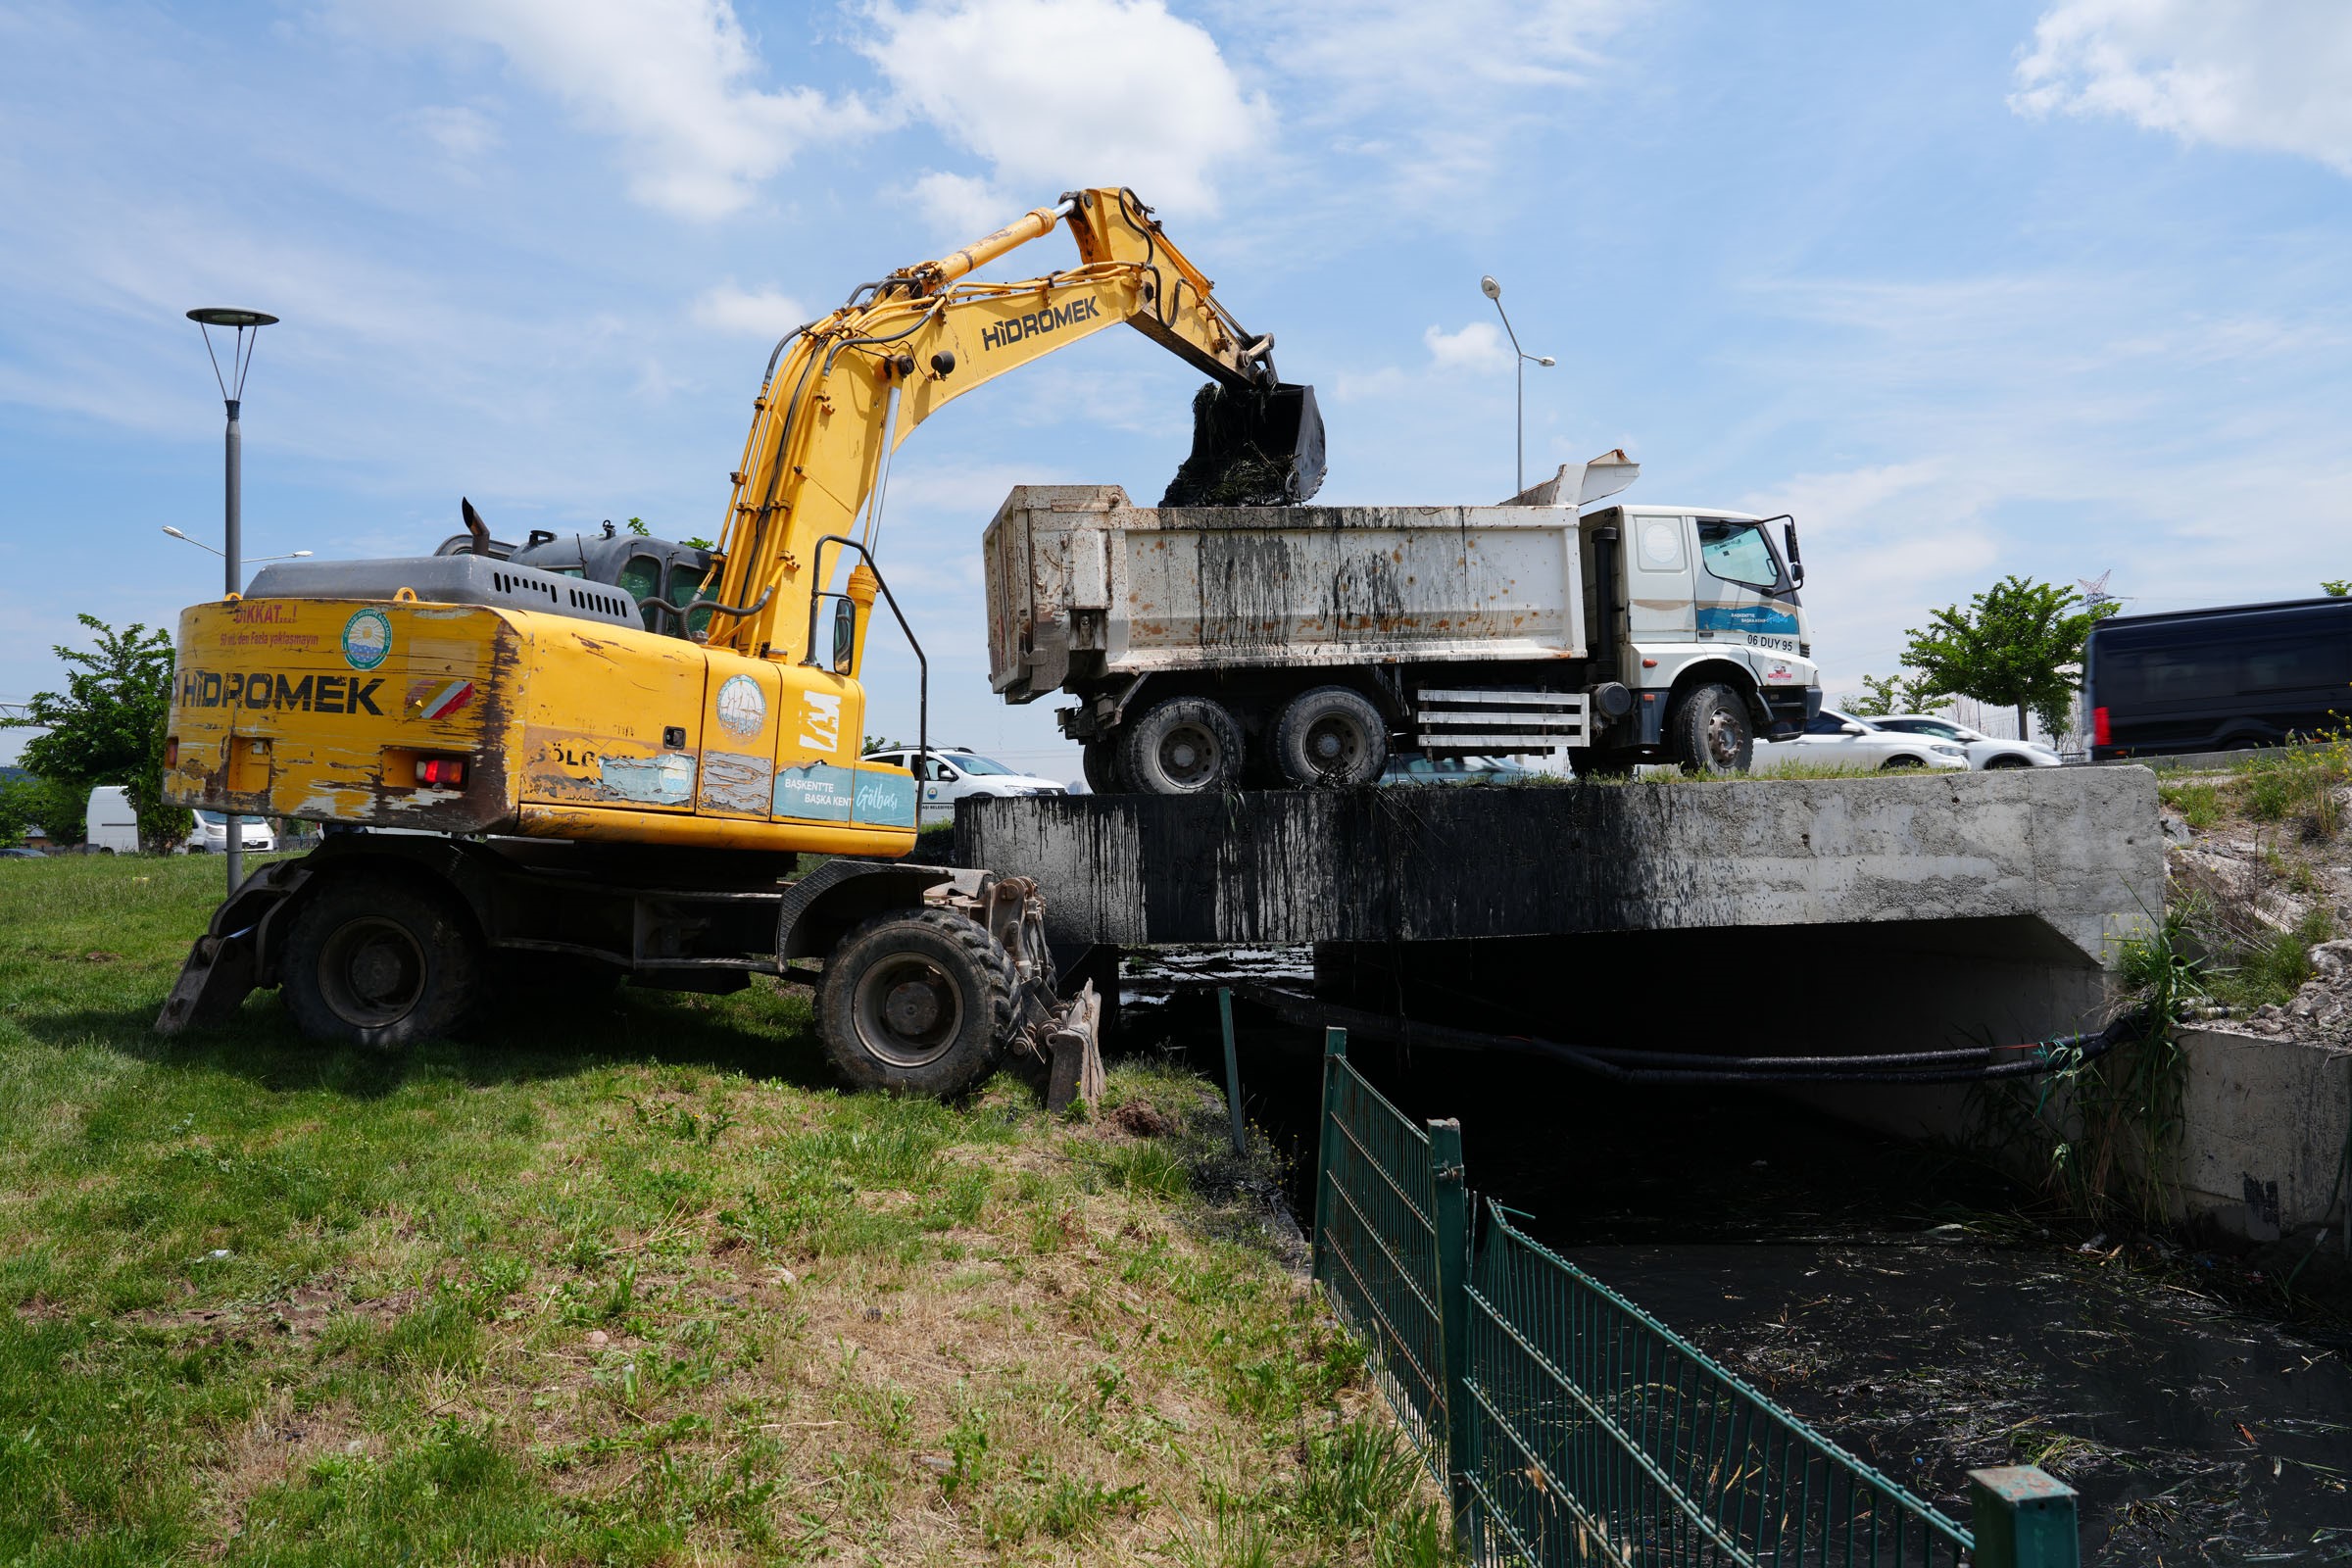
[434,520,724,641]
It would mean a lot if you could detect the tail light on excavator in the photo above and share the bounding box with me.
[163,737,178,768]
[416,755,467,787]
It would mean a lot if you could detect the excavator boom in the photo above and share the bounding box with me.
[706,187,1322,661]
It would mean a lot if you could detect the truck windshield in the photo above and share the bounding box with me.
[1696,520,1783,591]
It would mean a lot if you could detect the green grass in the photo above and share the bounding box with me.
[0,854,1434,1565]
[2157,780,2223,831]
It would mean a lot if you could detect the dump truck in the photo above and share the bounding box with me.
[155,187,1323,1102]
[985,456,1823,789]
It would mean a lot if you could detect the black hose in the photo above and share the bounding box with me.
[1213,977,2131,1087]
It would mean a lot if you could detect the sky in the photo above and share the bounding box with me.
[3,0,2349,772]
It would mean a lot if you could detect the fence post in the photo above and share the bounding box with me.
[1967,1467,2080,1568]
[1428,1117,1478,1557]
[1217,988,1247,1155]
[1311,1027,1347,1279]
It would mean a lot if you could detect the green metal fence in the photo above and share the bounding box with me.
[1310,1026,2080,1568]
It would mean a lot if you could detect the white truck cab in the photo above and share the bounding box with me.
[1591,505,1819,767]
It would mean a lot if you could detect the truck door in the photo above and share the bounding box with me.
[1623,513,1696,645]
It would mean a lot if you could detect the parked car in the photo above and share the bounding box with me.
[0,846,43,858]
[83,786,142,854]
[1379,753,1535,786]
[859,747,1069,820]
[183,809,278,854]
[1869,714,2059,770]
[1750,708,1970,772]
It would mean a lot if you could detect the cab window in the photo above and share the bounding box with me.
[668,562,715,640]
[1696,520,1783,591]
[616,555,662,629]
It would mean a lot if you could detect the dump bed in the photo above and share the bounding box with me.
[985,485,1588,702]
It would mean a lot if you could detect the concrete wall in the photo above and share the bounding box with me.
[2175,1029,2352,1239]
[962,767,2165,961]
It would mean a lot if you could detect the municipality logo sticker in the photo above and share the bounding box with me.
[341,608,393,671]
[714,674,766,737]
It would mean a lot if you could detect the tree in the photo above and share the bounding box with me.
[0,774,87,847]
[1900,576,2116,742]
[1846,670,1940,718]
[1,615,190,851]
[2325,578,2350,598]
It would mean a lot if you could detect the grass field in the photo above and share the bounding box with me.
[0,854,1440,1566]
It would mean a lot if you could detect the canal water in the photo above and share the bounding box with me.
[1125,962,2352,1565]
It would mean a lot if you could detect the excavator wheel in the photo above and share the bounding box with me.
[279,873,483,1049]
[1120,697,1245,795]
[817,908,1013,1097]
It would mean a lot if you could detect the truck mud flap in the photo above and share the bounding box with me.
[155,860,311,1036]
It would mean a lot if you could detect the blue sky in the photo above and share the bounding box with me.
[4,0,2349,771]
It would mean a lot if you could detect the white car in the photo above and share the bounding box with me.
[860,747,1068,820]
[1750,707,1970,772]
[1869,714,2061,770]
[184,809,277,854]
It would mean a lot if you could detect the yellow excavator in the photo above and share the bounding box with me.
[155,187,1321,1100]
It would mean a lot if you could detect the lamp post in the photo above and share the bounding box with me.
[1479,276,1554,496]
[188,307,278,891]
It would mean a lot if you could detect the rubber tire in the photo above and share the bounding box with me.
[1666,683,1754,773]
[1273,686,1388,788]
[1984,756,2029,770]
[1121,697,1246,796]
[816,908,1012,1097]
[1081,739,1122,795]
[280,875,482,1049]
[1880,757,1926,770]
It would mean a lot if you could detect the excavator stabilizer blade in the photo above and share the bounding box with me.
[1160,381,1326,507]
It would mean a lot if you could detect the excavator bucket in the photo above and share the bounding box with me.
[1160,381,1326,507]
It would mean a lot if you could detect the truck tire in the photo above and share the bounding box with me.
[280,875,482,1048]
[1081,739,1122,795]
[1666,683,1753,773]
[1121,697,1245,795]
[817,908,1013,1097]
[1273,686,1388,788]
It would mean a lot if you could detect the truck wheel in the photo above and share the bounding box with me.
[1273,686,1388,788]
[1666,683,1753,773]
[1121,697,1244,795]
[280,876,481,1048]
[1081,739,1122,794]
[817,908,1013,1097]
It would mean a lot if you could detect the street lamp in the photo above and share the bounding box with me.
[1480,275,1554,496]
[188,306,278,893]
[161,525,309,563]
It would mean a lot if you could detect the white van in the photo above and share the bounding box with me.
[84,786,142,855]
[185,809,276,855]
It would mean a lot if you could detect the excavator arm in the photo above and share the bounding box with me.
[706,187,1318,660]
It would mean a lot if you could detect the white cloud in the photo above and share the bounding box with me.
[1422,320,1513,374]
[691,281,810,337]
[863,0,1271,220]
[409,104,500,161]
[904,170,1012,240]
[343,0,879,218]
[2012,0,2352,175]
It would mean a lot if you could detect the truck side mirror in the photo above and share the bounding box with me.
[831,598,856,673]
[1783,520,1805,588]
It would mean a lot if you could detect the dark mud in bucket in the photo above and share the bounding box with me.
[1161,381,1326,507]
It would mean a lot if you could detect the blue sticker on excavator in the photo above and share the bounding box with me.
[1698,604,1799,636]
[773,763,916,827]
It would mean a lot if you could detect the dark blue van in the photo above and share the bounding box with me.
[2085,597,2352,760]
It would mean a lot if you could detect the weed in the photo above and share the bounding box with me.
[1099,1139,1192,1199]
[2158,780,2222,830]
